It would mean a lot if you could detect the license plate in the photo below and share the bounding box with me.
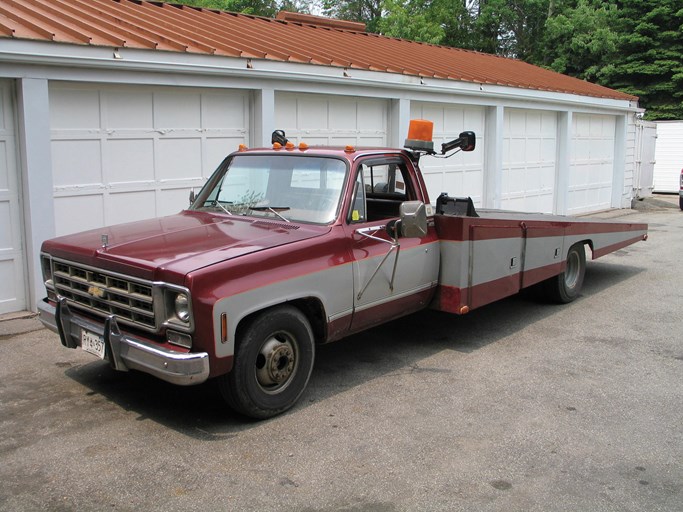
[81,329,106,359]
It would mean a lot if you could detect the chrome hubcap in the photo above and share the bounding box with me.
[564,251,580,289]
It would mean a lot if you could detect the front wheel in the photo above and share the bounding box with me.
[541,243,586,304]
[218,305,315,419]
[679,195,682,210]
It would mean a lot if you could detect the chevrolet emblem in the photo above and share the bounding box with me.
[87,286,106,299]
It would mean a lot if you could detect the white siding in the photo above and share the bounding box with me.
[275,92,388,146]
[49,83,249,236]
[502,109,557,213]
[410,102,486,206]
[0,79,26,314]
[568,114,615,214]
[653,121,683,193]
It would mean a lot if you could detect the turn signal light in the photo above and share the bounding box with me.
[220,313,228,344]
[405,119,435,152]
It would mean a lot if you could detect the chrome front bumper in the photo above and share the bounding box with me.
[38,298,210,386]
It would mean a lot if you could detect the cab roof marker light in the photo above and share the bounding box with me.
[238,144,248,152]
[285,141,295,150]
[345,145,355,153]
[299,142,309,150]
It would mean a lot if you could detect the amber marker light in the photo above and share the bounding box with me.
[299,142,309,150]
[404,119,435,152]
[273,142,282,150]
[285,141,295,150]
[345,145,355,153]
[220,313,228,344]
[238,144,248,152]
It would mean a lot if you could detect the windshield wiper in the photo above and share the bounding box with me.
[210,200,233,215]
[249,206,291,223]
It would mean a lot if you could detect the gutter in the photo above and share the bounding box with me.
[0,39,639,114]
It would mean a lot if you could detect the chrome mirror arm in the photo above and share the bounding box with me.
[354,225,401,300]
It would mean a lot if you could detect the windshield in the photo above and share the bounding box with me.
[193,154,348,224]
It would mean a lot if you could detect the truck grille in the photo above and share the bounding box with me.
[52,261,157,331]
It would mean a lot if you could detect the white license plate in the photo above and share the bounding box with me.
[81,329,105,359]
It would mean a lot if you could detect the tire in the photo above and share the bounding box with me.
[542,243,586,304]
[679,196,682,210]
[219,305,315,419]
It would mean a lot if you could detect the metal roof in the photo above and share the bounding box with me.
[0,0,637,101]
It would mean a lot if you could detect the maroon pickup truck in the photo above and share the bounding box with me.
[38,123,647,418]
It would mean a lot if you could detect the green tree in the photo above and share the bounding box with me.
[320,0,383,32]
[599,0,683,120]
[539,0,619,81]
[165,0,310,17]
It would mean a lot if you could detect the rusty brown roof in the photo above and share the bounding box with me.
[0,0,637,101]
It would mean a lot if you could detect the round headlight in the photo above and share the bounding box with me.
[174,293,190,323]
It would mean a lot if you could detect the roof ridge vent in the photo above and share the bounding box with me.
[276,11,366,32]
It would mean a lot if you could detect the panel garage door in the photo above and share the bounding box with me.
[275,93,388,147]
[568,114,615,214]
[502,109,557,213]
[411,102,485,206]
[49,83,249,236]
[0,80,26,314]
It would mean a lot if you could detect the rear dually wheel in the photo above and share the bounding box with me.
[541,243,586,304]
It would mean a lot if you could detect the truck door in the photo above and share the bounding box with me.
[344,156,439,332]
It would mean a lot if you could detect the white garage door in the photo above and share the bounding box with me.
[569,114,615,214]
[49,83,249,236]
[275,92,388,146]
[502,109,557,213]
[0,80,26,314]
[410,102,486,206]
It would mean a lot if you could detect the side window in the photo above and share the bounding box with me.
[351,158,416,223]
[348,170,367,223]
[363,163,408,199]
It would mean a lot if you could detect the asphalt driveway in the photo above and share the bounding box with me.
[1,202,681,512]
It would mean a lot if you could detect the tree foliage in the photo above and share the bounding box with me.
[163,0,683,119]
[165,0,309,17]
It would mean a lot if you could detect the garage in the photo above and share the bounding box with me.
[0,79,26,314]
[0,2,643,315]
[410,102,486,206]
[502,109,558,214]
[49,83,250,236]
[568,114,616,215]
[275,92,388,146]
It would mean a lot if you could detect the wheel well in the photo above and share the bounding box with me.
[574,240,593,259]
[235,298,327,346]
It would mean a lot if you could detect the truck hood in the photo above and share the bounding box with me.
[42,211,329,280]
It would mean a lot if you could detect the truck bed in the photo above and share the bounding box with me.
[432,209,647,314]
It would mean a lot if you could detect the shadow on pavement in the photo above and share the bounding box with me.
[65,259,643,439]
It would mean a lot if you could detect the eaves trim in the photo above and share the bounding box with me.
[0,39,638,113]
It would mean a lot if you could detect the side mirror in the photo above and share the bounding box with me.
[189,189,196,206]
[388,201,428,238]
[441,131,476,154]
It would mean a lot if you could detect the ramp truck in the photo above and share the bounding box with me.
[38,120,648,419]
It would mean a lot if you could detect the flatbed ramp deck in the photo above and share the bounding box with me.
[432,210,648,313]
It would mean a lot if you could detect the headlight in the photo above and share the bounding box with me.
[174,293,191,323]
[41,255,53,283]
